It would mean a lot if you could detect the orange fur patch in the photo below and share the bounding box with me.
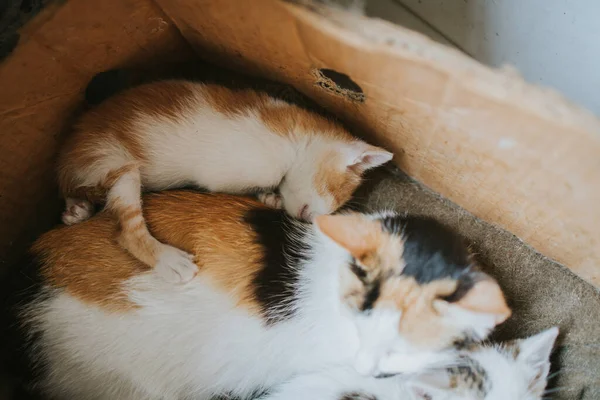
[259,104,351,141]
[102,164,140,189]
[390,278,460,349]
[313,151,362,210]
[32,215,146,311]
[57,80,197,198]
[202,84,354,142]
[33,192,273,313]
[454,279,511,324]
[202,84,272,116]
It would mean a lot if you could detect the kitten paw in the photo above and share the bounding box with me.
[258,191,283,209]
[155,245,198,284]
[62,198,94,225]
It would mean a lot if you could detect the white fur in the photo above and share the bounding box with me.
[25,225,360,399]
[24,215,483,400]
[152,246,197,283]
[261,328,559,400]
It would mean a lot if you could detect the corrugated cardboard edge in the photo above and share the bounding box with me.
[289,1,600,134]
[156,0,600,287]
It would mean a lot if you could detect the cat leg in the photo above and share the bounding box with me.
[257,191,284,209]
[106,165,198,283]
[62,197,94,225]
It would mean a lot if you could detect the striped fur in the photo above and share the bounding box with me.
[16,191,510,399]
[57,80,392,284]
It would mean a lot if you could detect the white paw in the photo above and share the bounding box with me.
[257,191,283,209]
[155,245,198,284]
[62,198,94,225]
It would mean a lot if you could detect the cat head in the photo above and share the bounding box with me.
[278,140,392,220]
[407,327,559,400]
[314,212,511,376]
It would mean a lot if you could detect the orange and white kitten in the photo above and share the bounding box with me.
[57,80,392,283]
[15,191,510,400]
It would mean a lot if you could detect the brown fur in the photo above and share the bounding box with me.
[258,104,351,141]
[32,214,146,311]
[33,192,270,312]
[57,80,197,198]
[314,150,362,206]
[395,278,465,348]
[202,84,273,117]
[203,82,355,142]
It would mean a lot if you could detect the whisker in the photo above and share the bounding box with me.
[546,370,563,380]
[543,386,572,395]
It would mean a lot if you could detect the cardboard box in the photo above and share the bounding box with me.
[1,0,599,398]
[2,0,598,286]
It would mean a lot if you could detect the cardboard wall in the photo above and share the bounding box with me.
[0,0,195,269]
[156,0,600,286]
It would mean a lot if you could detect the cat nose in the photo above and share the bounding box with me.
[298,205,311,221]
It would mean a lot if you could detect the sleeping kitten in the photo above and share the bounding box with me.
[260,327,559,400]
[57,80,392,283]
[15,191,510,400]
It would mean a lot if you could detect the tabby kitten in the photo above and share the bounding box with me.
[57,80,392,283]
[16,191,510,399]
[261,327,559,400]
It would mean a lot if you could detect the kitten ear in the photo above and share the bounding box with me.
[453,277,511,324]
[347,143,393,173]
[433,276,511,339]
[516,327,559,372]
[314,214,380,259]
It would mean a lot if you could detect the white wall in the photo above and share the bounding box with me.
[366,0,600,115]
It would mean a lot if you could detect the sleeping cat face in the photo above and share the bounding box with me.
[408,327,559,400]
[315,212,511,376]
[259,328,558,400]
[279,141,392,220]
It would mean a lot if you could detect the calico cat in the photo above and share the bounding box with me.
[57,80,393,283]
[260,327,559,400]
[15,191,510,400]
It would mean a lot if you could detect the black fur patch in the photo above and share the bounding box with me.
[360,278,381,312]
[381,216,476,302]
[447,355,490,396]
[339,392,377,400]
[244,209,310,325]
[213,388,270,400]
[349,259,367,280]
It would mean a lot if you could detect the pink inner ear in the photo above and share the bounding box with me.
[456,279,512,324]
[350,147,393,172]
